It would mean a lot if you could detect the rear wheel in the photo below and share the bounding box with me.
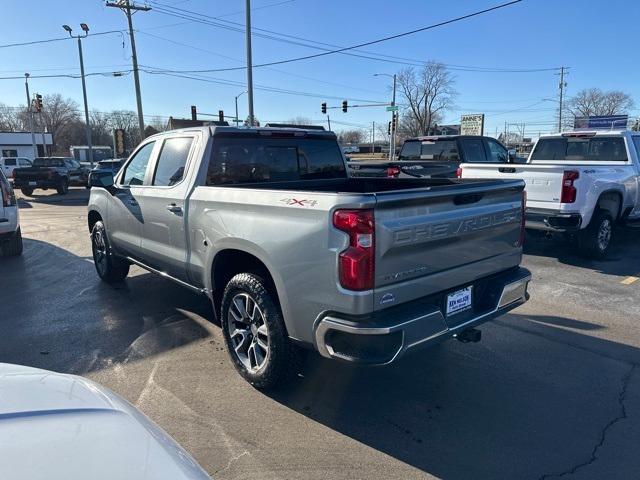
[220,273,302,389]
[91,220,129,283]
[578,209,613,259]
[21,187,33,196]
[1,228,23,257]
[57,178,69,195]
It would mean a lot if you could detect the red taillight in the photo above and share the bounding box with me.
[561,170,579,203]
[456,167,463,178]
[386,166,400,178]
[516,190,526,247]
[333,209,375,291]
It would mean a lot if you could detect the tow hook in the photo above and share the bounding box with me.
[454,328,481,343]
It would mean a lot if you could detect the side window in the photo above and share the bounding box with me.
[121,142,155,186]
[485,139,508,163]
[633,137,640,160]
[18,159,31,167]
[460,138,487,163]
[152,137,193,186]
[4,158,17,166]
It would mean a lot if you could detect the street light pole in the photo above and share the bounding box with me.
[374,73,397,160]
[64,24,93,166]
[235,91,247,126]
[24,74,37,158]
[245,0,255,126]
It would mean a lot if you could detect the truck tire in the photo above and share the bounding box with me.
[57,178,69,195]
[91,220,130,283]
[578,209,613,259]
[220,273,301,389]
[1,228,23,257]
[21,187,33,196]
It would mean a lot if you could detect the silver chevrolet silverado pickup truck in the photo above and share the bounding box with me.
[88,126,531,388]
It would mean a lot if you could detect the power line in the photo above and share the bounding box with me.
[146,0,527,72]
[0,30,126,50]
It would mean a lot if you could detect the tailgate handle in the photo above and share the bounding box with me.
[453,193,484,205]
[498,167,516,173]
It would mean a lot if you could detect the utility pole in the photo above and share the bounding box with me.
[326,115,331,131]
[24,74,37,158]
[63,24,94,166]
[557,66,568,133]
[245,0,255,126]
[374,73,397,160]
[106,0,150,140]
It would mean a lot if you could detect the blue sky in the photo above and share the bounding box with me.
[1,0,638,138]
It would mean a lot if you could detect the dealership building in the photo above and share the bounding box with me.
[0,131,53,159]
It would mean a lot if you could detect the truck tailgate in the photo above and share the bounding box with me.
[460,164,566,210]
[373,180,524,314]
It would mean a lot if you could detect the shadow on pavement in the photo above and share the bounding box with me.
[17,187,90,207]
[523,227,640,277]
[0,238,213,374]
[266,313,639,479]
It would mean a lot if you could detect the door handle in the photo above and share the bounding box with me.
[498,167,516,173]
[166,203,182,214]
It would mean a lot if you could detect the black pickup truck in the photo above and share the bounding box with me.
[348,135,516,179]
[13,157,89,195]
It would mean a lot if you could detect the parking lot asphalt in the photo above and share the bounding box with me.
[2,188,640,480]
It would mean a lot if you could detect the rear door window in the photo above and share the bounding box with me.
[484,139,509,163]
[121,142,156,186]
[152,137,194,186]
[3,159,16,166]
[459,138,487,163]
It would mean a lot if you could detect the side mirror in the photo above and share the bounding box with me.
[90,170,114,189]
[508,149,517,163]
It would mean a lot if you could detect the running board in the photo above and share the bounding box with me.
[125,256,208,295]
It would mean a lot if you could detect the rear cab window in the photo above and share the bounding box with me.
[206,136,346,185]
[531,136,628,162]
[399,139,459,161]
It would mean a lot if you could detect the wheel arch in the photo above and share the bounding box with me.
[87,210,102,233]
[596,190,624,221]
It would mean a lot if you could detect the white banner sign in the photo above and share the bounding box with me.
[460,114,485,136]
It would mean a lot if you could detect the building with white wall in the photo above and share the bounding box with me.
[0,132,53,159]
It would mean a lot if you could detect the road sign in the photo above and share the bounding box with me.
[574,115,628,130]
[386,105,399,112]
[461,113,485,136]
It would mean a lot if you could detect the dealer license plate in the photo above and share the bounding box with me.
[446,287,472,316]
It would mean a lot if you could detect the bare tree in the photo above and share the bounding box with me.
[397,61,456,136]
[0,103,27,131]
[337,129,366,144]
[90,111,113,146]
[285,116,313,126]
[567,88,635,118]
[108,110,141,150]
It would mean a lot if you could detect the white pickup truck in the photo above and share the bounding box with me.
[460,130,640,258]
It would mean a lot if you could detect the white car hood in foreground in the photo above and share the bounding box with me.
[0,364,210,480]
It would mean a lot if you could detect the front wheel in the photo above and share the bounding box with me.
[220,273,301,389]
[1,228,23,257]
[578,210,613,259]
[91,220,129,283]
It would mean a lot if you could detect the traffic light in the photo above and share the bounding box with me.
[388,121,392,135]
[114,128,126,156]
[34,94,43,112]
[218,110,224,122]
[190,105,197,121]
[321,102,327,114]
[342,100,348,113]
[391,112,398,132]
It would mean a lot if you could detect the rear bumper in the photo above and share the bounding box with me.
[314,267,531,365]
[14,179,59,189]
[525,208,582,232]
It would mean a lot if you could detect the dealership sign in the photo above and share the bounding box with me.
[460,114,485,136]
[574,115,628,130]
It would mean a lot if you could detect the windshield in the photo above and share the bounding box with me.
[33,158,65,167]
[531,137,628,161]
[399,140,459,161]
